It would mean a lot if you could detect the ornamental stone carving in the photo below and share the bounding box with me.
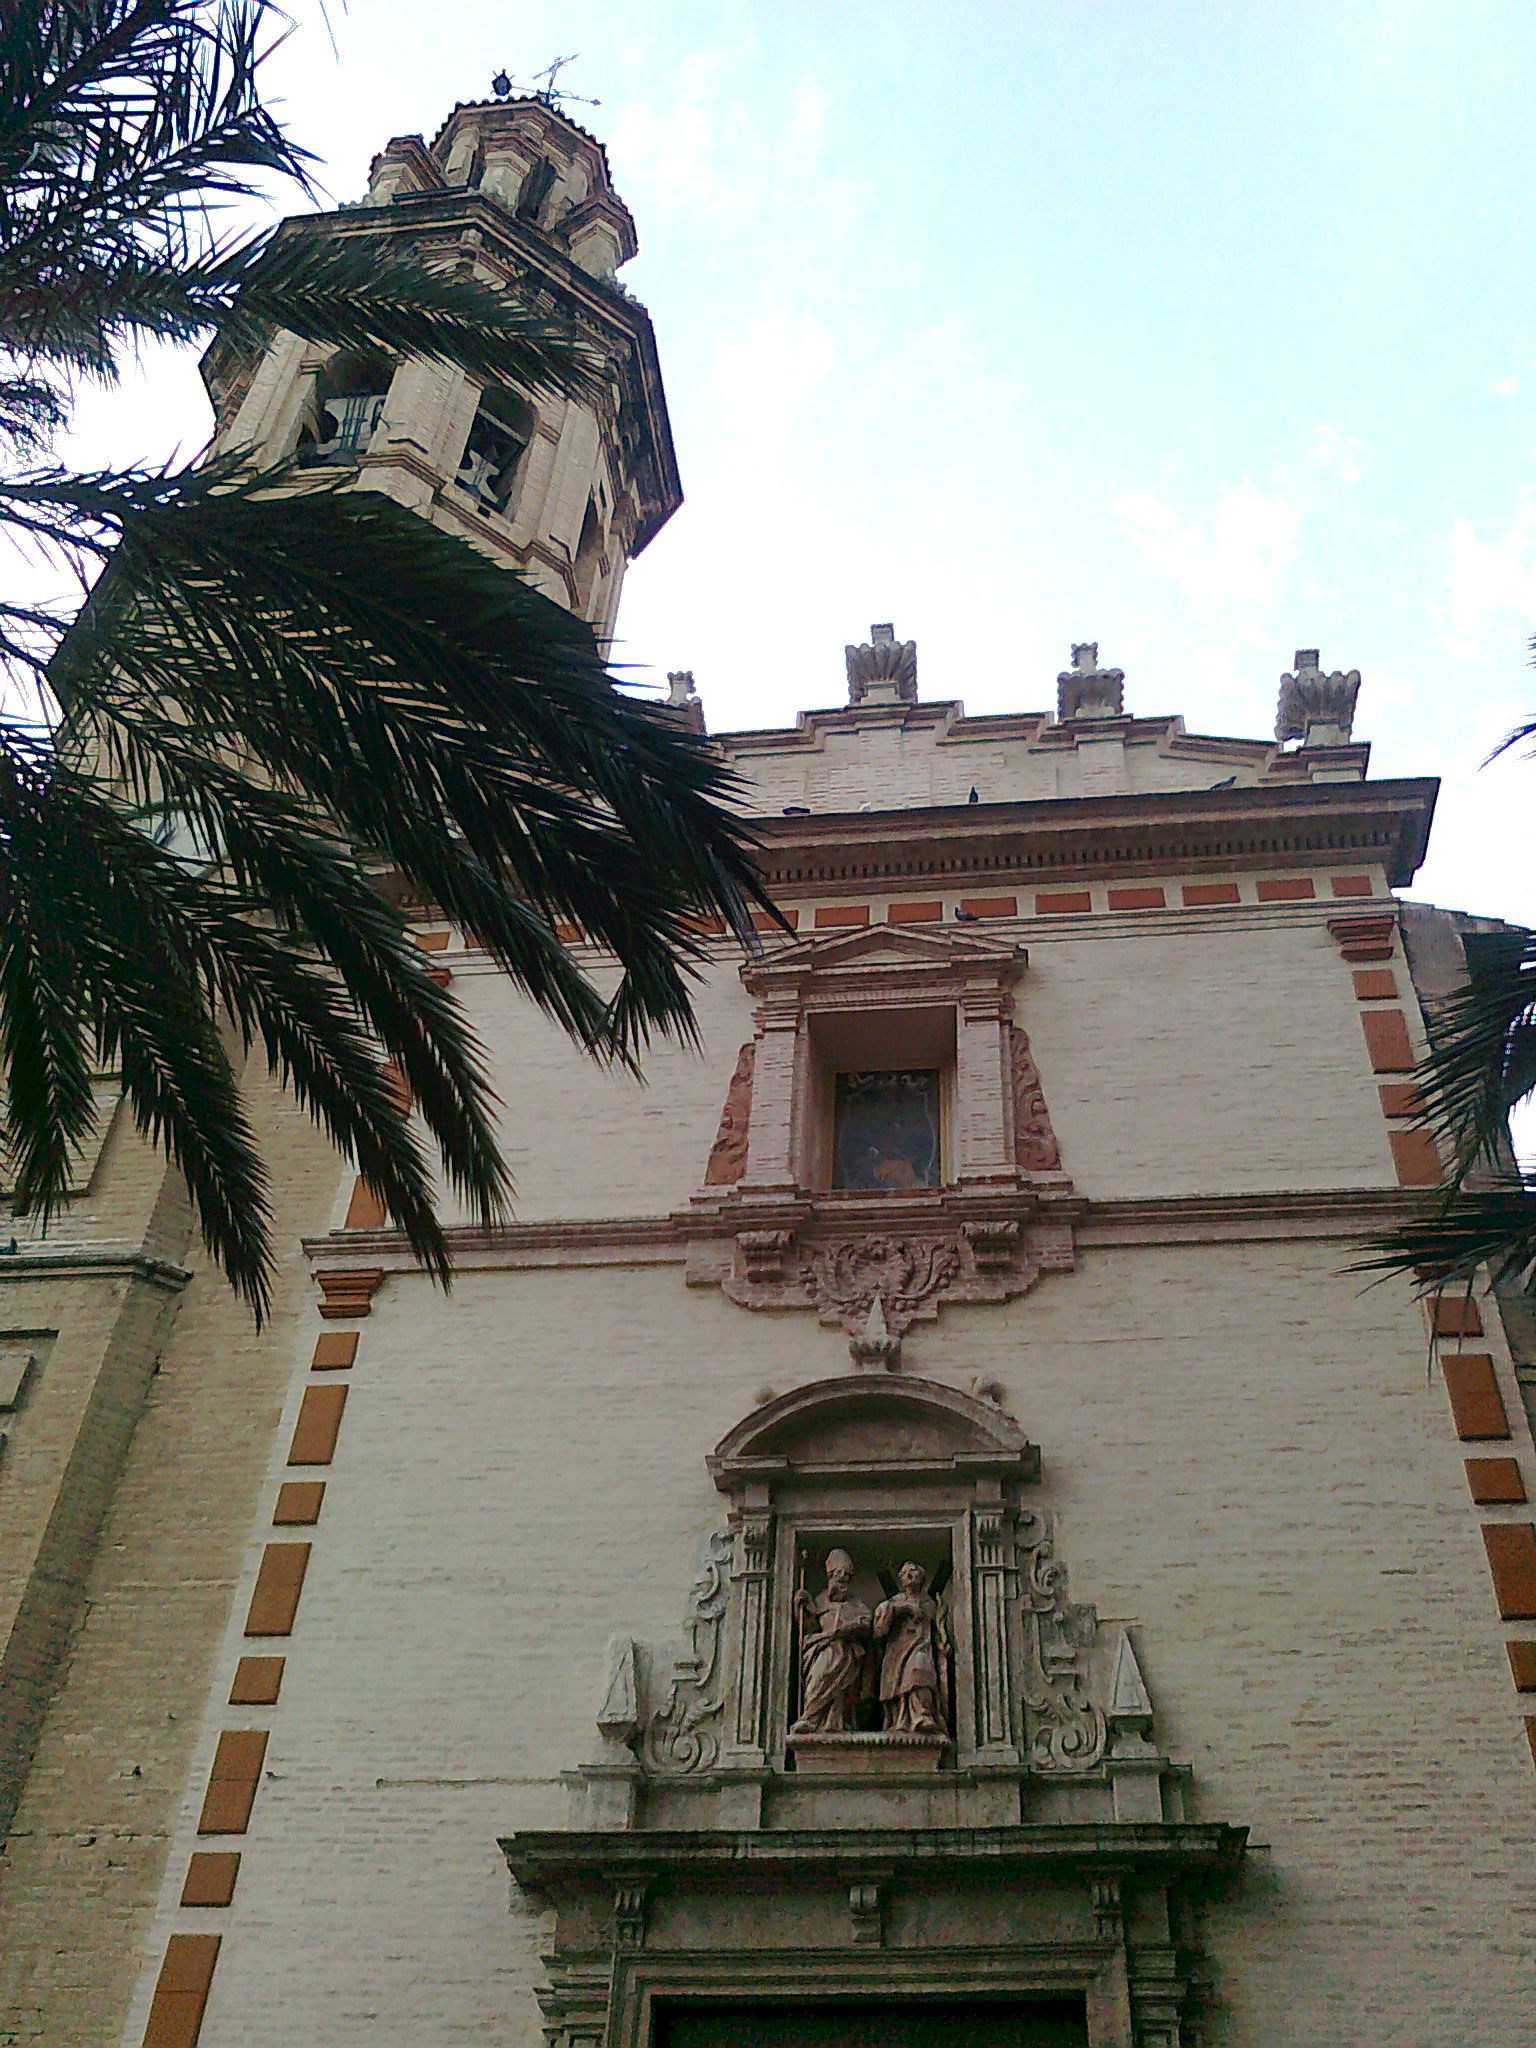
[803,1234,963,1337]
[641,1529,733,1775]
[1017,1508,1107,1774]
[1275,647,1361,746]
[1056,642,1125,722]
[1009,1024,1062,1171]
[703,1041,753,1185]
[846,621,918,706]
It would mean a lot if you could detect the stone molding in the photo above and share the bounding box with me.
[747,775,1435,894]
[298,1184,1436,1278]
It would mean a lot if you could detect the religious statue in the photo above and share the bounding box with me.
[791,1549,872,1734]
[873,1561,949,1736]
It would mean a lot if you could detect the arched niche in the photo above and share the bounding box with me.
[703,1375,1041,1777]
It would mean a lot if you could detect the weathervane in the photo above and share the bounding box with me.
[490,55,600,110]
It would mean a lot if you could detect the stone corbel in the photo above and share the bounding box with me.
[847,1879,886,1945]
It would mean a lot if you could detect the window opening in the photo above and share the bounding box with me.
[295,349,391,467]
[517,156,558,223]
[454,392,533,515]
[831,1069,941,1191]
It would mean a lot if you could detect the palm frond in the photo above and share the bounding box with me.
[1351,1181,1536,1294]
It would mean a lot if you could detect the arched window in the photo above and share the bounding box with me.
[453,390,535,516]
[573,494,607,611]
[294,349,392,467]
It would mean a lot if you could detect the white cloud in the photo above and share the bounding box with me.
[1431,491,1536,665]
[606,52,741,216]
[1109,480,1299,617]
[1309,423,1363,483]
[707,305,837,424]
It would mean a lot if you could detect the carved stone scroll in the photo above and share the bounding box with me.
[1016,1509,1107,1774]
[803,1234,962,1337]
[1009,1024,1062,1172]
[642,1530,733,1775]
[703,1041,754,1185]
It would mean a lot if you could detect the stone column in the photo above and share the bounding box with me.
[741,1003,804,1192]
[954,982,1016,1189]
[726,1502,773,1763]
[969,1492,1021,1764]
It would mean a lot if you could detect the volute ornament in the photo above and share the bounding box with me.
[641,1530,733,1775]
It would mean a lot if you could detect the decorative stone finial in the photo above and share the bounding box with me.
[1276,649,1360,747]
[846,623,917,707]
[848,1291,901,1371]
[663,669,705,733]
[1056,642,1125,722]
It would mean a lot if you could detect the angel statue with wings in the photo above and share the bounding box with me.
[873,1561,951,1736]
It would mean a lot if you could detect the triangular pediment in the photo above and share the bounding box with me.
[744,920,1025,992]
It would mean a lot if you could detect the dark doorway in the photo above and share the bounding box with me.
[654,1998,1090,2048]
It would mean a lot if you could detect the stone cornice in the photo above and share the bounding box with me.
[301,1186,1430,1275]
[749,776,1437,893]
[0,1246,190,1291]
[501,1821,1248,1893]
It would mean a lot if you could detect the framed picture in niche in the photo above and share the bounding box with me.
[831,1069,941,1191]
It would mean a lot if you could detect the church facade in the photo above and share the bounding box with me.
[1,95,1534,2048]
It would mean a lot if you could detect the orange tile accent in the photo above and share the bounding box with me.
[1036,890,1092,915]
[379,1061,412,1114]
[959,894,1018,919]
[1508,1642,1536,1691]
[196,1731,268,1834]
[888,900,944,924]
[288,1385,347,1466]
[1432,1297,1484,1337]
[1328,913,1396,961]
[1442,1355,1510,1440]
[1353,969,1399,1001]
[1360,1009,1415,1073]
[244,1544,311,1637]
[751,907,797,933]
[1467,1458,1527,1505]
[273,1481,326,1526]
[1256,876,1315,901]
[1483,1524,1536,1619]
[142,1932,221,2048]
[414,930,450,951]
[1525,1717,1536,1766]
[813,905,871,928]
[426,966,452,988]
[1107,886,1166,911]
[554,921,582,943]
[1331,874,1374,897]
[683,913,726,936]
[181,1852,241,1907]
[1390,1130,1442,1186]
[311,1332,358,1371]
[343,1178,388,1230]
[1182,882,1240,907]
[228,1657,284,1706]
[1377,1082,1421,1118]
[314,1270,384,1320]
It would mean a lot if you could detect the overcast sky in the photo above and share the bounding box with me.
[67,0,1536,923]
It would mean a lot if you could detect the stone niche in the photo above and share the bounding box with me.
[502,1375,1248,2048]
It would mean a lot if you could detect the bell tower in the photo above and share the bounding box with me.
[201,94,680,638]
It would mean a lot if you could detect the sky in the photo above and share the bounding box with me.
[61,0,1536,924]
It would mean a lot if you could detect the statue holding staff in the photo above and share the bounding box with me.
[791,1549,871,1734]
